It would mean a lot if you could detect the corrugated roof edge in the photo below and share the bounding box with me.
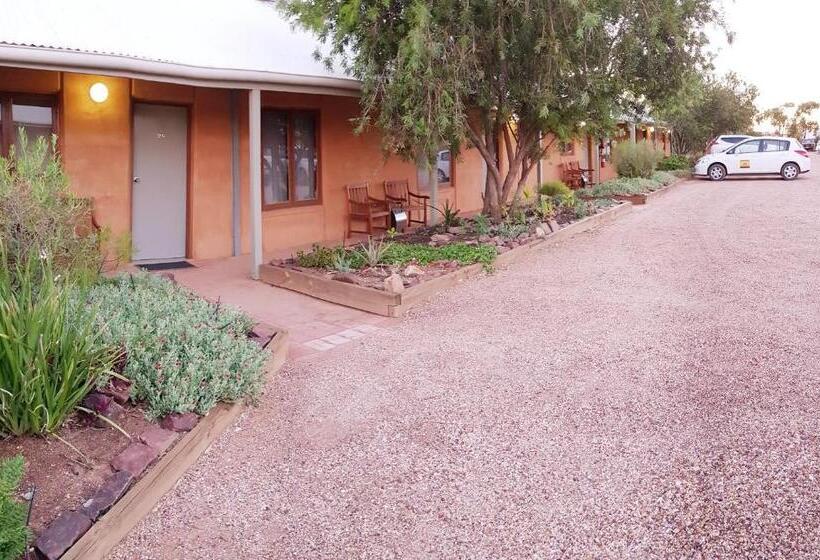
[0,43,361,97]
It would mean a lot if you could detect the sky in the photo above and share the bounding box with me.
[710,0,819,115]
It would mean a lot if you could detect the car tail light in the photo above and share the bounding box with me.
[795,150,809,158]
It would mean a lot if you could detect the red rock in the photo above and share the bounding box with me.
[80,471,132,521]
[35,511,92,560]
[139,425,178,453]
[96,401,124,429]
[100,378,131,404]
[81,392,112,414]
[161,412,199,432]
[111,443,158,477]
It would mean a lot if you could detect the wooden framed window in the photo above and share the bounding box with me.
[261,109,320,208]
[0,94,57,156]
[559,141,575,156]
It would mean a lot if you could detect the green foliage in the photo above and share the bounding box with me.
[758,101,820,139]
[651,171,678,186]
[434,200,462,228]
[538,181,572,198]
[0,456,29,560]
[536,198,555,221]
[614,141,663,178]
[295,244,339,269]
[471,214,491,236]
[657,72,759,155]
[383,243,496,267]
[657,154,692,171]
[0,132,128,286]
[0,247,117,436]
[332,251,354,273]
[358,237,392,267]
[572,199,594,220]
[498,221,528,240]
[286,0,718,217]
[579,173,677,198]
[83,274,266,419]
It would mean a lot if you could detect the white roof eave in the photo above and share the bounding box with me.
[0,44,362,96]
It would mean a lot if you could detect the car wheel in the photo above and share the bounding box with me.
[781,162,800,180]
[707,163,726,181]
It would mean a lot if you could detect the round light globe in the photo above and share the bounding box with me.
[89,82,109,103]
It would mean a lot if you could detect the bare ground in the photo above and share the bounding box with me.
[112,172,820,559]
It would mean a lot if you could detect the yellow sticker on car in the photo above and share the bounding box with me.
[740,160,751,168]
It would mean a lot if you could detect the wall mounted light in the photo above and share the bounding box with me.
[647,126,655,134]
[89,82,109,103]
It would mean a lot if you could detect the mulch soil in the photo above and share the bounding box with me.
[0,405,153,534]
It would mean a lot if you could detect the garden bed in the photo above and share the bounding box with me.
[578,172,689,205]
[8,327,288,560]
[260,200,632,317]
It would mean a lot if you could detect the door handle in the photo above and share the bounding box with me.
[133,177,141,183]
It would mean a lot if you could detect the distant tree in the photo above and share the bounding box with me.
[284,0,720,218]
[657,72,758,155]
[759,101,820,139]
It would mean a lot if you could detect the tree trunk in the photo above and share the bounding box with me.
[428,164,439,226]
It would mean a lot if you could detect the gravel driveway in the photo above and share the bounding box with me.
[112,171,820,559]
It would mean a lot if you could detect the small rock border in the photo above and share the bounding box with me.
[32,321,276,560]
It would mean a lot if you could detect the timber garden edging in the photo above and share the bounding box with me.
[54,329,290,560]
[260,201,634,317]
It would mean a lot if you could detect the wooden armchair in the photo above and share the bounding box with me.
[561,161,594,189]
[345,182,391,237]
[383,179,429,227]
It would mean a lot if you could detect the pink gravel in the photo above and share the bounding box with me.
[111,172,820,559]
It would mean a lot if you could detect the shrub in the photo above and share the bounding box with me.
[498,221,528,240]
[358,237,392,267]
[657,154,692,171]
[579,177,656,198]
[83,274,267,418]
[434,200,462,228]
[0,456,29,560]
[538,180,572,197]
[295,244,339,269]
[471,214,491,236]
[0,133,126,285]
[613,141,663,178]
[651,171,677,186]
[0,247,117,436]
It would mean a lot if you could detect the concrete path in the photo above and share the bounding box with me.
[112,169,820,559]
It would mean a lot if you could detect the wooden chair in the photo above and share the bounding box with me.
[383,179,429,226]
[561,161,594,189]
[560,162,584,189]
[345,182,391,237]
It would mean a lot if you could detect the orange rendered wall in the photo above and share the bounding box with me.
[0,67,490,259]
[61,74,133,238]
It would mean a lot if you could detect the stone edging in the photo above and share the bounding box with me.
[259,202,633,317]
[38,329,290,560]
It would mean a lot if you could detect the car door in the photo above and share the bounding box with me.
[757,139,789,173]
[724,139,762,174]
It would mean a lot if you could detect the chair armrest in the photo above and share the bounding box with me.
[408,191,430,201]
[384,193,405,203]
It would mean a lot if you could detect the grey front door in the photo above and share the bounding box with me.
[132,103,188,261]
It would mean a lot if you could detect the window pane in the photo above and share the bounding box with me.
[261,111,289,204]
[437,149,451,184]
[292,112,317,201]
[12,104,53,152]
[735,141,760,154]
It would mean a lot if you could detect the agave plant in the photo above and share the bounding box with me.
[358,237,392,267]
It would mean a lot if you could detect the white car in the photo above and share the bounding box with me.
[705,134,753,154]
[694,137,811,181]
